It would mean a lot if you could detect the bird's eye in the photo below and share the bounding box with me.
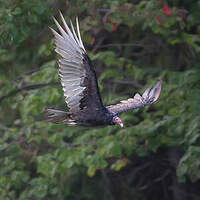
[114,117,120,122]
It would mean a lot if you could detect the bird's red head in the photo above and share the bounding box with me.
[113,116,123,128]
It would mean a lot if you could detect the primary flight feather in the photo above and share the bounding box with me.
[45,12,162,128]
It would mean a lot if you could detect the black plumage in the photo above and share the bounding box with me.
[45,13,162,128]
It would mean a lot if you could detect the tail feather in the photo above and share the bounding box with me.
[45,109,77,125]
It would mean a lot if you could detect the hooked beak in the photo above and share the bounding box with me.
[119,122,124,128]
[113,116,124,128]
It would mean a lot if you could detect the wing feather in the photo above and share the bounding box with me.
[53,17,81,53]
[51,13,104,114]
[107,80,162,114]
[76,17,86,51]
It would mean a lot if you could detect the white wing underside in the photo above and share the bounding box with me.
[107,80,162,114]
[50,12,87,112]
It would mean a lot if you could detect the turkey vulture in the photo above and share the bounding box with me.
[45,12,162,128]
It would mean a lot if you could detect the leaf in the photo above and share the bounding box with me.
[111,158,129,171]
[87,166,96,177]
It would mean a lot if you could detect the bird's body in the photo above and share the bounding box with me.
[75,109,114,127]
[45,13,162,128]
[46,107,114,126]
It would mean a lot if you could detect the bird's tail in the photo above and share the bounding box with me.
[44,109,77,125]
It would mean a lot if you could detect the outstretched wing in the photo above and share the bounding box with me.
[50,12,104,113]
[106,80,162,115]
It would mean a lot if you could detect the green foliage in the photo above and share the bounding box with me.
[1,0,200,199]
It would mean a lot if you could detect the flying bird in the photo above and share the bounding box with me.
[45,13,162,128]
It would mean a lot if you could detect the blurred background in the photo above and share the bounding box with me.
[1,0,200,199]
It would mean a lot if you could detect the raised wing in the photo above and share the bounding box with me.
[107,80,162,114]
[50,12,104,113]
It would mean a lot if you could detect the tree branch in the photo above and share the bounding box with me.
[101,169,118,200]
[98,43,143,49]
[106,79,143,88]
[0,82,59,104]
